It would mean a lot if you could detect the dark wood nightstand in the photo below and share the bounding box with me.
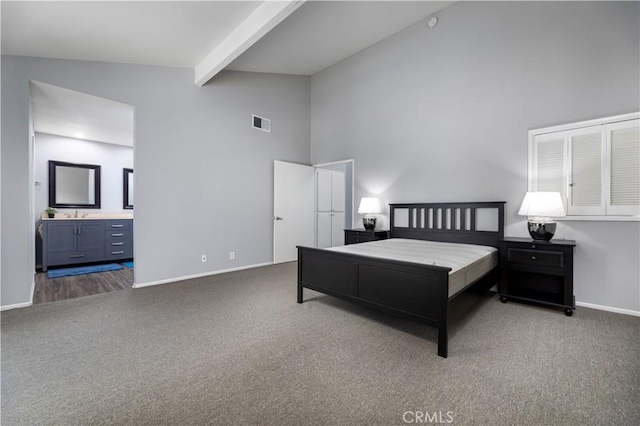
[500,237,576,316]
[344,229,389,245]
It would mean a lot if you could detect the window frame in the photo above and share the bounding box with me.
[528,112,639,222]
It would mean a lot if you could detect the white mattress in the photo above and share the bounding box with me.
[326,238,498,298]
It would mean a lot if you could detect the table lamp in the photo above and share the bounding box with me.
[358,197,381,230]
[518,192,566,241]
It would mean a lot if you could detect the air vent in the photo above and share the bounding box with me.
[252,114,271,133]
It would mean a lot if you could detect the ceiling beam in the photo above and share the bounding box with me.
[194,0,306,86]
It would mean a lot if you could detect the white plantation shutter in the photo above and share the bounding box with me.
[569,128,605,215]
[529,113,639,218]
[533,134,566,210]
[608,120,640,215]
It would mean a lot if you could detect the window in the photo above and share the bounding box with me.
[528,113,639,219]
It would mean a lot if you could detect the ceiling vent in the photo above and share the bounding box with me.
[252,114,271,133]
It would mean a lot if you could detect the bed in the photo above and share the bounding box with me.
[297,201,505,358]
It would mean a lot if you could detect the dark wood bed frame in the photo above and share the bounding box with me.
[297,201,505,358]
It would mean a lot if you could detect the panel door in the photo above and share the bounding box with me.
[273,161,315,264]
[46,221,78,253]
[77,222,106,252]
[316,169,333,213]
[332,212,345,246]
[331,171,345,213]
[316,212,333,249]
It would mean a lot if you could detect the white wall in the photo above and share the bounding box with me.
[34,132,134,221]
[2,56,310,307]
[310,1,640,312]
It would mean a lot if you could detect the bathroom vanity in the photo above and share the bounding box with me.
[40,215,133,271]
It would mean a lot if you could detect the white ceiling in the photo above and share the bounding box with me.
[2,1,263,68]
[30,81,135,147]
[227,1,454,75]
[3,0,454,145]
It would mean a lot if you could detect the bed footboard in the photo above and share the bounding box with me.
[297,246,452,357]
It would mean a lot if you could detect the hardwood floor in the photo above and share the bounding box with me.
[33,266,134,304]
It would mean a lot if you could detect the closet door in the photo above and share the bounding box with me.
[315,169,345,247]
[331,172,345,213]
[316,170,333,213]
[331,172,345,246]
[316,212,333,249]
[331,212,345,246]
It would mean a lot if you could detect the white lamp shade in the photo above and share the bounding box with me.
[518,192,566,218]
[358,197,382,214]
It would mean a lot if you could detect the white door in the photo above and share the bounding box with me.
[273,161,315,264]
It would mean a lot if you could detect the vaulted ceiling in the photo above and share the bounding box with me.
[2,1,453,144]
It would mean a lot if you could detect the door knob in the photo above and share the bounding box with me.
[274,216,283,221]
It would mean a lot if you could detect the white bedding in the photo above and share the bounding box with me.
[326,238,498,298]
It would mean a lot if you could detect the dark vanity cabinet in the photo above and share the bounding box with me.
[41,219,133,271]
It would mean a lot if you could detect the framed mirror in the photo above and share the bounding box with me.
[48,160,101,208]
[123,168,133,209]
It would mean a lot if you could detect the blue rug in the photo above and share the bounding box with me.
[121,261,134,268]
[47,263,123,279]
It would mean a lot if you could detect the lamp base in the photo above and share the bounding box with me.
[527,221,557,241]
[362,216,377,231]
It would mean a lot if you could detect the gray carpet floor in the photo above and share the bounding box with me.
[1,262,639,425]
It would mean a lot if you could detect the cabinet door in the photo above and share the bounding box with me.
[47,222,78,253]
[331,172,345,213]
[77,222,106,252]
[332,212,345,246]
[316,169,333,212]
[316,212,333,248]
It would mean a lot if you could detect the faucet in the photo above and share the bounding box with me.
[75,210,78,218]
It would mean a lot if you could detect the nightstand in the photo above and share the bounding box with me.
[499,237,576,316]
[344,229,389,245]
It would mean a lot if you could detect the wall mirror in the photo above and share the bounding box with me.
[123,168,133,209]
[48,160,101,208]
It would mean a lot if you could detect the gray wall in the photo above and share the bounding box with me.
[2,55,310,307]
[310,1,640,311]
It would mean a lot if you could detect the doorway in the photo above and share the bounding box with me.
[314,159,354,247]
[272,159,353,264]
[29,81,136,304]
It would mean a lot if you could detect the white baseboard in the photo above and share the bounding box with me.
[576,301,640,317]
[133,262,274,289]
[1,301,33,311]
[490,286,639,317]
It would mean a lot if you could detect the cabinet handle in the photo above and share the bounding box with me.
[111,224,124,228]
[531,245,536,249]
[111,233,124,237]
[69,254,85,258]
[531,256,536,260]
[111,242,124,246]
[111,251,125,255]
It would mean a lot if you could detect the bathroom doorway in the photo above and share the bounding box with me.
[29,81,136,304]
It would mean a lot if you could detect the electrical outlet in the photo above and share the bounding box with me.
[229,251,236,260]
[201,254,207,263]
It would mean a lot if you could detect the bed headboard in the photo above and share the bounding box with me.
[389,201,505,249]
